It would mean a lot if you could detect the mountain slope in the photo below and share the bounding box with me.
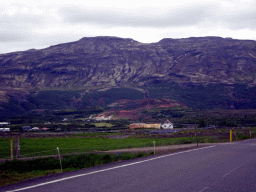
[1,36,256,91]
[1,36,256,118]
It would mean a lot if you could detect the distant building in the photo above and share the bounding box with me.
[129,123,161,129]
[129,120,174,129]
[31,127,40,131]
[94,115,113,121]
[161,120,174,129]
[0,128,10,132]
[62,118,69,122]
[22,126,32,131]
[41,127,50,131]
[129,123,145,129]
[0,122,10,127]
[0,122,10,132]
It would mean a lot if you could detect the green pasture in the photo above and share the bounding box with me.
[1,127,255,159]
[0,136,199,159]
[93,123,113,127]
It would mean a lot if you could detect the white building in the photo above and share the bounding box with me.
[0,122,10,126]
[31,127,40,131]
[94,115,113,121]
[0,128,10,132]
[161,120,174,129]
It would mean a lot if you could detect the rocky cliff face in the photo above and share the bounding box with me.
[1,36,256,93]
[158,37,256,85]
[1,36,256,116]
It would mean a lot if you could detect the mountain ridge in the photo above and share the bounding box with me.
[1,36,256,118]
[1,36,256,92]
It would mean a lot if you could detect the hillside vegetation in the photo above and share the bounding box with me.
[2,36,256,118]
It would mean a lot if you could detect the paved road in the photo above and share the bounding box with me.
[2,139,256,192]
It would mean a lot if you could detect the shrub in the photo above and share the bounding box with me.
[101,154,112,164]
[136,153,144,158]
[120,153,134,160]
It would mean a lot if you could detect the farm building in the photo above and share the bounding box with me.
[22,126,32,131]
[161,120,174,129]
[41,127,50,131]
[93,115,113,121]
[129,119,174,129]
[31,127,40,131]
[0,128,10,132]
[129,123,161,129]
[0,122,10,127]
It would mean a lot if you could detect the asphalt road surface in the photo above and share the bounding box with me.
[2,139,256,192]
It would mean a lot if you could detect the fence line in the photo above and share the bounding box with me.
[0,141,164,160]
[0,137,217,160]
[1,131,255,160]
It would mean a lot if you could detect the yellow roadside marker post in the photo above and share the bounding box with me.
[230,130,232,142]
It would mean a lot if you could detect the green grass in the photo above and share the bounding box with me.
[2,128,255,159]
[0,138,13,159]
[1,137,200,159]
[0,169,61,186]
[75,132,122,136]
[0,152,150,187]
[1,129,254,187]
[93,123,113,127]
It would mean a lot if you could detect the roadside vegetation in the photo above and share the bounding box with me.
[0,152,150,186]
[1,127,256,159]
[0,136,202,159]
[1,127,256,186]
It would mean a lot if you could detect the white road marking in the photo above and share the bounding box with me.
[6,145,216,192]
[223,159,250,178]
[221,143,235,144]
[199,187,209,192]
[243,138,256,142]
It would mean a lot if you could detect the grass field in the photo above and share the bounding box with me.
[0,136,203,159]
[1,127,256,159]
[93,123,113,127]
[2,128,255,159]
[1,128,255,187]
[0,152,153,187]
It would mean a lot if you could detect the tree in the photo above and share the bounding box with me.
[198,119,206,128]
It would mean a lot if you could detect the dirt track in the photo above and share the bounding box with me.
[96,143,215,154]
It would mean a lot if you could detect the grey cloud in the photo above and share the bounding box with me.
[2,1,256,54]
[222,10,256,30]
[58,2,256,31]
[0,33,85,54]
[0,33,25,42]
[0,14,44,26]
[0,11,47,44]
[203,1,256,30]
[59,4,214,28]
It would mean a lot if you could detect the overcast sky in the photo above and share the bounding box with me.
[1,0,256,54]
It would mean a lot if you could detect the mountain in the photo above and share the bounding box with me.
[1,36,256,118]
